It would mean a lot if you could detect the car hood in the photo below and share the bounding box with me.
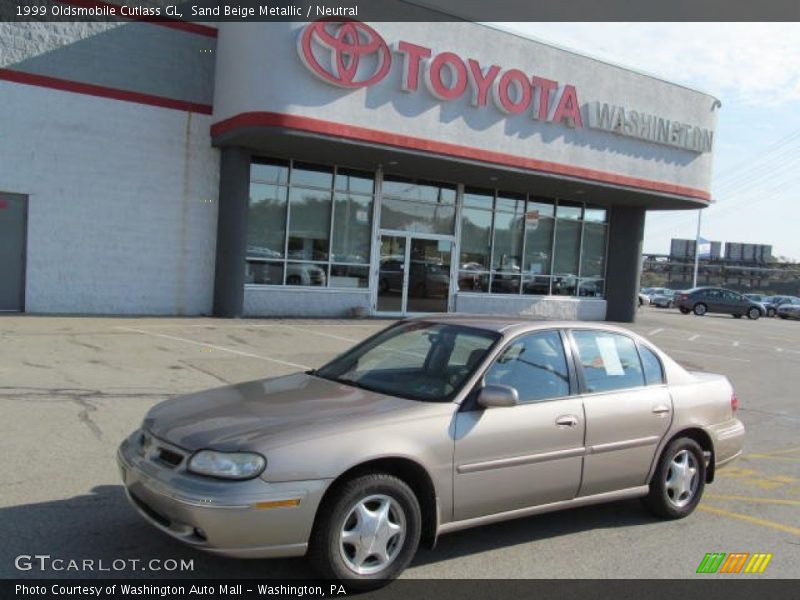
[143,372,430,452]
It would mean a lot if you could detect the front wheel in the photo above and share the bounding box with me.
[642,438,706,519]
[308,473,421,589]
[747,307,761,320]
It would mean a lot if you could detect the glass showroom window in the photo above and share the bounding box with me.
[246,159,374,288]
[380,176,457,235]
[578,207,607,297]
[458,189,493,292]
[457,192,607,298]
[522,198,556,295]
[490,192,525,294]
[552,201,583,296]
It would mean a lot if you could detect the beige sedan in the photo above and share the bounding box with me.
[118,316,744,587]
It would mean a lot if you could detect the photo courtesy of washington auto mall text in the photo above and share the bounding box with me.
[14,584,347,598]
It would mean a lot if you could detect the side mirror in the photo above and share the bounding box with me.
[477,384,519,408]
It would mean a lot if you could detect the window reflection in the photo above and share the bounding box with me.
[246,159,373,288]
[458,193,608,299]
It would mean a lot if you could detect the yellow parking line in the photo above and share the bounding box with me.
[699,505,800,536]
[705,494,800,506]
[755,446,800,457]
[746,455,800,462]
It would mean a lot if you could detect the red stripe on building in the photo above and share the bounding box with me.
[57,0,218,37]
[211,112,712,202]
[0,68,213,114]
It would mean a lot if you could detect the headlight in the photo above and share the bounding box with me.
[187,450,266,480]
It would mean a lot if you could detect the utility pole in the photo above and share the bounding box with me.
[692,209,703,288]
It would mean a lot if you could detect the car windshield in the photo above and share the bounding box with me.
[314,321,500,402]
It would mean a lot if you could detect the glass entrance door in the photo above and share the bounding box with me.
[407,238,451,313]
[377,235,406,313]
[376,234,452,314]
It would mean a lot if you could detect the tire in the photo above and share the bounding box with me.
[693,303,707,316]
[747,307,761,320]
[767,308,776,318]
[779,314,788,320]
[642,437,706,519]
[308,473,422,589]
[679,307,690,315]
[286,275,302,285]
[733,314,742,319]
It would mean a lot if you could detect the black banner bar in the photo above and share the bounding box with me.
[3,0,800,23]
[2,579,796,600]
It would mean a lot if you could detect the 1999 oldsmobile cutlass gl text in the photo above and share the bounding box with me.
[17,4,359,18]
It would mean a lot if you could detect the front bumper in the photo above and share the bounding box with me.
[117,431,331,558]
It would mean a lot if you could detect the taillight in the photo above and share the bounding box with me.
[731,391,739,415]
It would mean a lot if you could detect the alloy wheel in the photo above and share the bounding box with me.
[664,449,699,508]
[338,494,407,576]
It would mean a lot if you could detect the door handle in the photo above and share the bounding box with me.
[652,404,671,415]
[555,415,579,428]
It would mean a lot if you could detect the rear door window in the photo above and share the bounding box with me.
[639,345,665,385]
[572,331,646,393]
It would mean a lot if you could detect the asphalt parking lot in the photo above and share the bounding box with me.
[0,308,797,579]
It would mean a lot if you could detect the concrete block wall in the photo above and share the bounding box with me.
[0,22,220,314]
[0,82,220,315]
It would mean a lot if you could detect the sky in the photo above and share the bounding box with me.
[495,23,800,261]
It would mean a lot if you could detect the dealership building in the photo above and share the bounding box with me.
[0,16,718,322]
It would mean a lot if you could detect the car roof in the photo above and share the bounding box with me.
[405,314,642,337]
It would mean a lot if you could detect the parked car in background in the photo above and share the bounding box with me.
[638,292,650,307]
[771,295,800,309]
[776,297,800,320]
[675,287,764,319]
[651,289,679,308]
[744,294,777,317]
[119,317,744,587]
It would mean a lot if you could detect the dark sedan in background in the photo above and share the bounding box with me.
[676,287,764,319]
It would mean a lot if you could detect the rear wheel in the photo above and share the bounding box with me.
[733,314,742,319]
[308,473,421,589]
[642,437,706,519]
[693,303,707,316]
[747,307,761,320]
[679,307,691,315]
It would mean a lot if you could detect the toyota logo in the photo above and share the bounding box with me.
[298,21,392,89]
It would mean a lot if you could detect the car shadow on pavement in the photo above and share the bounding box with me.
[1,486,658,578]
[411,499,656,567]
[0,485,310,579]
